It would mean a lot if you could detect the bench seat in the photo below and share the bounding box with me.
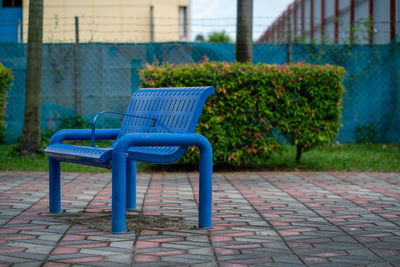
[44,144,113,168]
[45,143,184,167]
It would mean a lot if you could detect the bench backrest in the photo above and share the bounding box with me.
[118,86,214,138]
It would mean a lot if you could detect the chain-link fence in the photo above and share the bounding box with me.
[0,41,399,144]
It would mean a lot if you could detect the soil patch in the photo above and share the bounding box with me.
[53,210,192,234]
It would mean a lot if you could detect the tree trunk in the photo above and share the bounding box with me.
[236,0,253,62]
[17,0,43,153]
[296,145,302,163]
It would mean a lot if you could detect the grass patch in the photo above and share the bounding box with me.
[264,143,400,171]
[0,143,398,172]
[0,145,111,172]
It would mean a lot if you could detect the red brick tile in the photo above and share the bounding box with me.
[287,242,313,250]
[223,232,254,237]
[210,235,234,242]
[70,225,88,230]
[58,256,103,263]
[66,242,108,249]
[135,241,160,249]
[43,262,70,267]
[62,234,86,241]
[0,247,26,254]
[7,219,31,224]
[210,225,230,231]
[363,233,393,238]
[140,230,159,236]
[311,251,347,257]
[51,247,79,255]
[301,257,329,264]
[278,227,317,237]
[144,250,184,256]
[223,257,272,264]
[0,229,19,234]
[134,254,160,263]
[215,248,239,256]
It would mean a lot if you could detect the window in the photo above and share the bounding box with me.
[179,6,188,41]
[2,0,22,7]
[150,6,154,42]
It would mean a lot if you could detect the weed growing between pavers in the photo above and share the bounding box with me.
[52,211,192,234]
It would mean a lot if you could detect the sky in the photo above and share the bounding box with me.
[190,0,293,41]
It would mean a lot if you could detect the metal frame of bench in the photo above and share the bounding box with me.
[44,87,215,233]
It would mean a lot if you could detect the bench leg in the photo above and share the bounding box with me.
[126,161,136,210]
[199,142,213,228]
[49,157,61,213]
[112,153,127,233]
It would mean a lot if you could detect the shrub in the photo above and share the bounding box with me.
[0,63,13,144]
[41,114,91,146]
[140,62,345,166]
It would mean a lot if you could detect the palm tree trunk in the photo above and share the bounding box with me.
[236,0,253,62]
[17,0,43,153]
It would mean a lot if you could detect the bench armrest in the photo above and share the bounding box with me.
[49,129,120,145]
[91,111,149,147]
[112,133,212,154]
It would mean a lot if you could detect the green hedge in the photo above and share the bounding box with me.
[140,62,345,166]
[0,63,13,144]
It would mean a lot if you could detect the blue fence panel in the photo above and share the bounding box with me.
[0,42,399,144]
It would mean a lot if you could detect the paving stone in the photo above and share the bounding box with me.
[79,247,131,256]
[70,260,126,267]
[10,239,58,246]
[160,243,199,250]
[48,253,98,261]
[123,263,172,267]
[87,235,134,242]
[0,255,34,263]
[25,245,54,254]
[109,240,134,248]
[272,254,303,264]
[2,171,400,266]
[188,247,214,256]
[329,255,383,264]
[161,253,213,264]
[191,262,218,267]
[12,261,42,267]
[104,254,132,264]
[4,252,47,261]
[168,241,210,247]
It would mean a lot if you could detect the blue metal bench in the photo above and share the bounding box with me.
[44,86,215,233]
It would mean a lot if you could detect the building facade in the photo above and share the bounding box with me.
[0,0,190,43]
[258,0,399,44]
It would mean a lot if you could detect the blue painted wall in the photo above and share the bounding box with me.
[0,2,22,43]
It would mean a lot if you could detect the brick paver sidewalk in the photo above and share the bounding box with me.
[0,171,400,266]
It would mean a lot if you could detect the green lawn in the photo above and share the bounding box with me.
[264,143,400,171]
[0,143,398,172]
